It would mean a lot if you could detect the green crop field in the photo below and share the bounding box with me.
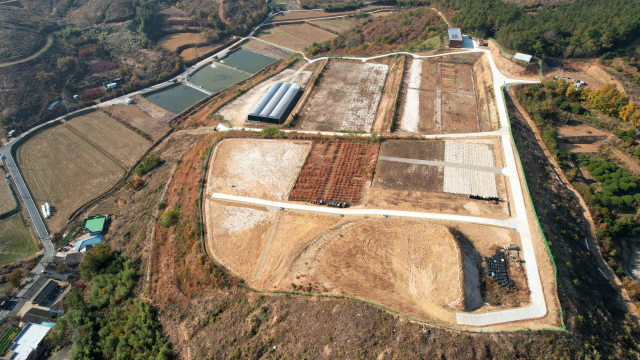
[0,214,36,266]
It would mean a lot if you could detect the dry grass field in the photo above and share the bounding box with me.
[204,198,464,323]
[309,18,357,33]
[241,39,292,59]
[158,32,205,52]
[102,105,171,141]
[296,60,388,132]
[0,178,15,214]
[19,125,124,232]
[179,45,219,61]
[217,68,314,126]
[205,139,311,201]
[256,24,336,52]
[399,56,492,135]
[0,214,36,266]
[66,111,152,168]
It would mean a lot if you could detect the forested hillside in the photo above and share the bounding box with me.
[443,0,640,57]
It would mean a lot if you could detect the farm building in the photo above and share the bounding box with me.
[514,53,532,63]
[82,214,108,234]
[16,276,47,300]
[74,233,102,252]
[248,82,301,124]
[30,279,60,306]
[448,28,463,48]
[19,308,57,327]
[7,322,53,360]
[65,252,83,267]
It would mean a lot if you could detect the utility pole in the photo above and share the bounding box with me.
[11,116,22,135]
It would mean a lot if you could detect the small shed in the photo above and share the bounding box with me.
[448,28,463,48]
[514,53,532,63]
[64,252,83,267]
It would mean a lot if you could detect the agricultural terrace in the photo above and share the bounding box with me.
[66,111,152,167]
[309,18,358,34]
[295,60,389,132]
[0,178,15,214]
[0,214,36,266]
[18,125,124,231]
[217,67,315,126]
[398,54,498,135]
[255,23,336,52]
[203,136,535,326]
[158,32,205,52]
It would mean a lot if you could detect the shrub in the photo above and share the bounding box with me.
[160,205,182,228]
[157,201,167,210]
[7,272,21,288]
[135,156,162,176]
[128,177,145,190]
[615,66,623,72]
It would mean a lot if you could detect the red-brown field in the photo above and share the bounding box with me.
[289,141,379,204]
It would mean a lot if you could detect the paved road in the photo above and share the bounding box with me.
[0,144,53,275]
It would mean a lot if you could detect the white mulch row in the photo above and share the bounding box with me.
[340,63,389,132]
[442,140,498,198]
[400,59,424,133]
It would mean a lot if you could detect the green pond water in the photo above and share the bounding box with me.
[189,64,249,93]
[218,48,278,74]
[144,84,208,114]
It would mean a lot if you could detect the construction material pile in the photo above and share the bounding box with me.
[485,250,516,290]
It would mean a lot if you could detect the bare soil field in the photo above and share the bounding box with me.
[217,67,314,126]
[309,18,357,33]
[373,139,501,199]
[268,6,387,21]
[289,141,379,204]
[102,104,171,141]
[204,199,464,322]
[206,139,312,201]
[399,58,482,135]
[557,123,607,137]
[240,39,292,59]
[559,143,600,153]
[179,45,219,61]
[296,60,388,132]
[66,111,152,168]
[256,23,336,52]
[0,178,15,214]
[372,55,405,133]
[18,125,124,232]
[158,32,205,52]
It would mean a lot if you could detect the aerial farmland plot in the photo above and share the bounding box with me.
[102,104,171,141]
[202,136,532,325]
[255,23,336,52]
[18,125,124,232]
[66,111,152,168]
[295,60,388,132]
[0,177,15,214]
[398,54,497,135]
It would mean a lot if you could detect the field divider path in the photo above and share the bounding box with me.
[254,209,282,280]
[378,156,506,175]
[210,193,517,229]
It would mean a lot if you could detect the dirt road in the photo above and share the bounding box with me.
[0,36,53,68]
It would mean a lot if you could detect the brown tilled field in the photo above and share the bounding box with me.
[399,57,489,135]
[289,141,379,204]
[309,18,357,33]
[158,32,205,52]
[256,24,335,52]
[296,60,389,132]
[132,96,175,121]
[102,105,171,141]
[18,125,124,232]
[0,178,15,214]
[205,139,312,201]
[66,111,152,168]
